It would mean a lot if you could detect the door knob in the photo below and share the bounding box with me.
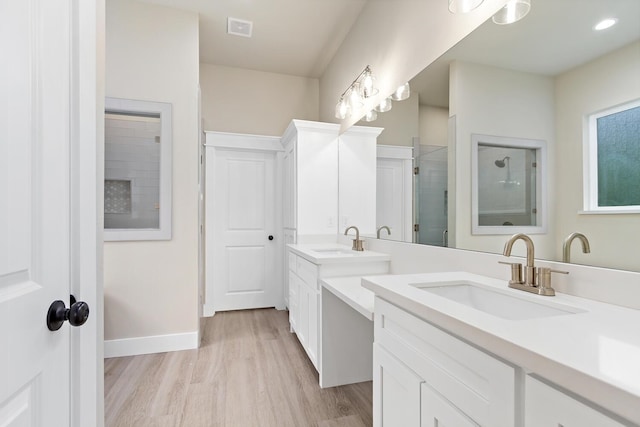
[268,235,274,241]
[47,298,90,331]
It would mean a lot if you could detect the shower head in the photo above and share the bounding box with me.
[495,156,510,168]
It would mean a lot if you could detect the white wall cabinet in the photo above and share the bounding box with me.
[281,120,340,238]
[373,297,515,426]
[524,376,626,427]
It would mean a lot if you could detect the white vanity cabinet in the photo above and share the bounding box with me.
[524,376,626,427]
[287,244,390,385]
[373,297,516,427]
[288,254,320,368]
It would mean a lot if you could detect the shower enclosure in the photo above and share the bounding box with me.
[414,144,448,246]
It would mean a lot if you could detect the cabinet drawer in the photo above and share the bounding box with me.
[288,252,297,275]
[525,376,626,427]
[375,297,515,427]
[296,257,318,290]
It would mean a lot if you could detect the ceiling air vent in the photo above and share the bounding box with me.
[227,17,253,38]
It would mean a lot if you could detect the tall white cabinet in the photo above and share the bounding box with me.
[281,120,383,308]
[282,120,340,240]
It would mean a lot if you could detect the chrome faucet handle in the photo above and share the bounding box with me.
[535,268,569,296]
[498,261,523,285]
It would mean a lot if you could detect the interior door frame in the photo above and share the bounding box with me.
[70,0,104,425]
[202,131,284,317]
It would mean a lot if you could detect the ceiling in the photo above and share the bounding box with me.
[136,0,368,78]
[412,0,640,107]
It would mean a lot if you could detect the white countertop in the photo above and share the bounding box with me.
[362,272,640,424]
[288,243,391,265]
[321,276,375,321]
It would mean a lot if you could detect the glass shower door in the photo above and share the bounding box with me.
[414,145,448,246]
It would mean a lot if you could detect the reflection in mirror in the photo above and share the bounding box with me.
[471,134,547,235]
[104,97,172,241]
[353,0,640,272]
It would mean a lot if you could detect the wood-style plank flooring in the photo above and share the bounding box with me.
[105,308,373,427]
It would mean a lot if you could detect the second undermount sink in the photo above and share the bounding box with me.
[311,248,355,256]
[412,281,585,320]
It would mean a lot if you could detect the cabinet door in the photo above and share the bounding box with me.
[421,383,479,427]
[288,271,298,332]
[307,288,318,367]
[297,279,309,348]
[525,377,626,427]
[373,344,423,427]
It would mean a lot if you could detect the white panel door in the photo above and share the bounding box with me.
[377,158,408,242]
[0,0,74,424]
[211,149,278,311]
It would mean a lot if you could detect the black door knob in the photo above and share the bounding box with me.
[47,298,90,331]
[268,235,274,241]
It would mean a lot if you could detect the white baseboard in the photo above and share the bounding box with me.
[104,331,198,358]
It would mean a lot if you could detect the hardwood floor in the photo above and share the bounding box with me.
[105,308,373,427]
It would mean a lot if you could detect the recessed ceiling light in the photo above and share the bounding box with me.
[594,18,618,31]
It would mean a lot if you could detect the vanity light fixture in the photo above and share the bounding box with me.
[334,65,378,119]
[390,82,411,101]
[448,0,484,14]
[492,0,531,25]
[594,18,618,31]
[375,97,393,113]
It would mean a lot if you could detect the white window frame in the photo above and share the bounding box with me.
[104,97,172,241]
[471,134,547,235]
[583,99,640,214]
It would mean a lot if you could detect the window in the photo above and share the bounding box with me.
[104,98,172,241]
[471,134,547,235]
[584,99,640,213]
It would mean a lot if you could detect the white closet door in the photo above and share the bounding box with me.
[209,148,278,311]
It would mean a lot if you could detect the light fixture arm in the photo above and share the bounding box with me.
[338,65,373,100]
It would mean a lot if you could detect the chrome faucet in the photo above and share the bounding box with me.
[500,233,567,296]
[344,226,364,251]
[562,232,591,263]
[376,225,391,239]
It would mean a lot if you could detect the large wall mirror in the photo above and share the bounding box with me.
[104,97,172,241]
[348,0,640,272]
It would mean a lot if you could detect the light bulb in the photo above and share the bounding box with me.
[448,0,484,14]
[360,70,378,98]
[492,0,530,25]
[349,85,364,109]
[335,98,350,119]
[375,97,393,113]
[363,110,377,122]
[390,82,410,101]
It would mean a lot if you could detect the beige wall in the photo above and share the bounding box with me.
[319,0,509,130]
[104,0,199,340]
[450,61,556,259]
[200,64,319,136]
[357,93,419,146]
[420,105,449,147]
[554,41,640,271]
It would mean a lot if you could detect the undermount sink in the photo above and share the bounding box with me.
[412,281,585,320]
[311,248,355,256]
